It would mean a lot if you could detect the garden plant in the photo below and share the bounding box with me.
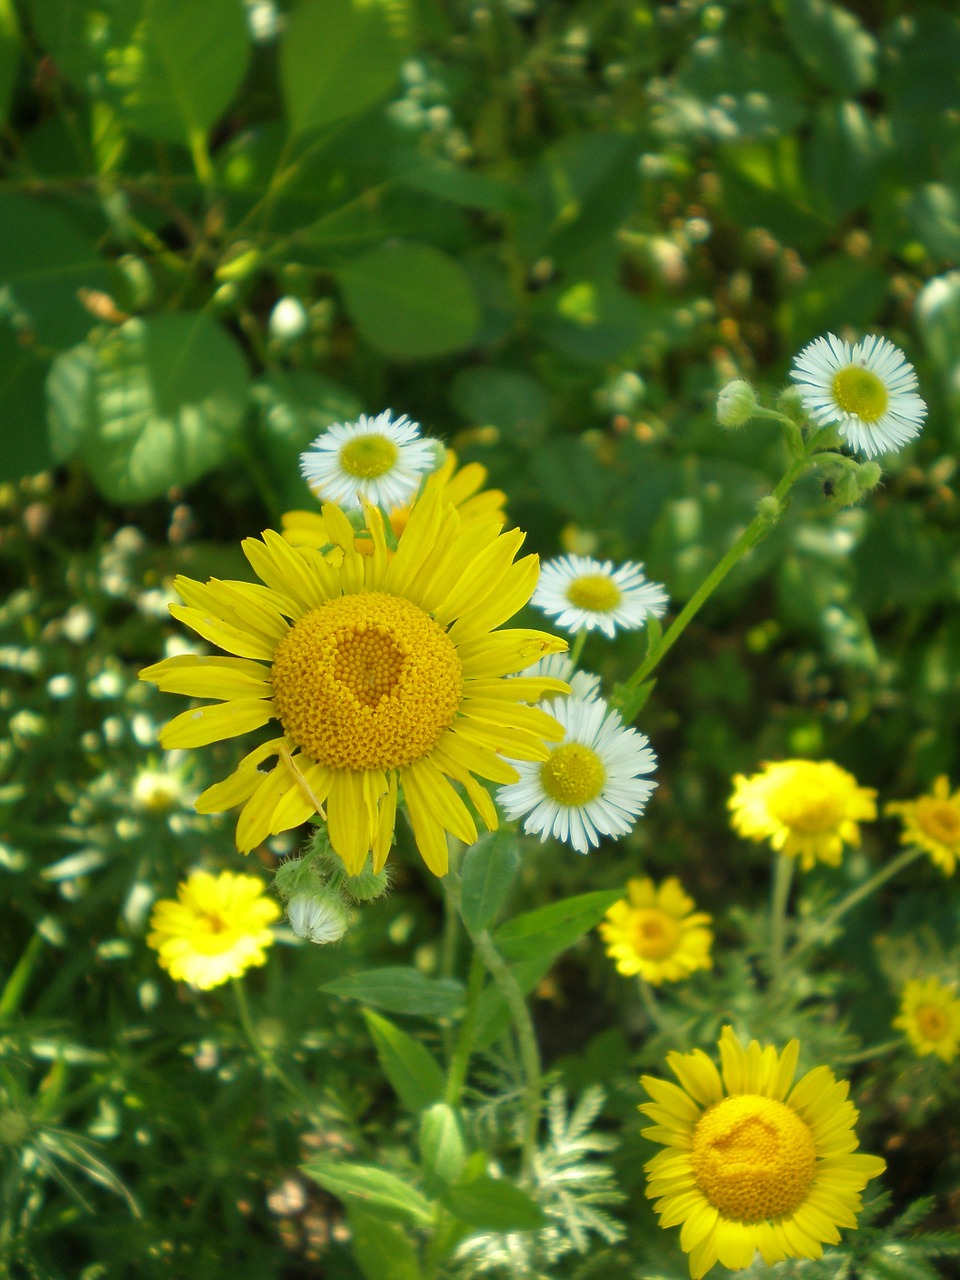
[1,2,959,1279]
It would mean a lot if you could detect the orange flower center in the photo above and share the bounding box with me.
[915,1004,949,1042]
[631,908,680,960]
[692,1095,817,1222]
[916,798,960,848]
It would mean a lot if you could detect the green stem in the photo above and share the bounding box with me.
[0,932,45,1020]
[769,853,795,989]
[637,976,666,1031]
[787,846,927,966]
[445,951,486,1108]
[470,928,542,1180]
[231,978,318,1119]
[836,1039,901,1067]
[568,629,587,668]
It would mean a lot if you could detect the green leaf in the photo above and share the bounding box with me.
[47,314,250,503]
[323,967,464,1019]
[303,1159,434,1226]
[339,243,480,359]
[459,832,520,935]
[441,1176,547,1231]
[0,194,111,348]
[254,370,362,509]
[917,272,960,376]
[419,1103,466,1186]
[907,185,960,265]
[778,255,887,350]
[0,0,20,127]
[493,891,622,964]
[449,367,549,445]
[394,153,518,213]
[807,101,886,222]
[346,1208,421,1280]
[784,0,877,95]
[281,0,408,136]
[0,326,51,482]
[361,1009,445,1114]
[472,956,554,1050]
[110,0,250,144]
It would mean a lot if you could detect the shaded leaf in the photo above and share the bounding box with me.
[442,1175,547,1231]
[303,1159,434,1225]
[362,1009,445,1114]
[347,1208,421,1280]
[494,891,622,963]
[459,832,520,935]
[323,967,464,1018]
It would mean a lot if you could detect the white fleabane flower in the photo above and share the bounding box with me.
[532,554,668,639]
[300,410,437,509]
[520,652,602,701]
[497,696,657,854]
[789,333,927,459]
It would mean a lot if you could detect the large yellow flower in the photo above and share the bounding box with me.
[598,877,713,985]
[140,489,566,876]
[640,1026,885,1279]
[282,450,508,551]
[147,870,280,990]
[886,776,960,875]
[729,759,877,870]
[893,976,960,1063]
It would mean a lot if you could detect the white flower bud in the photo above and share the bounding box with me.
[716,380,758,428]
[268,296,309,343]
[287,894,349,945]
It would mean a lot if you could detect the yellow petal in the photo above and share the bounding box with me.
[139,654,271,699]
[194,738,287,812]
[327,770,375,875]
[372,772,399,872]
[168,604,277,661]
[403,757,477,846]
[236,766,294,852]
[159,698,275,748]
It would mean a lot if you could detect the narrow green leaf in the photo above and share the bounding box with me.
[303,1159,434,1226]
[0,0,20,127]
[419,1103,466,1186]
[493,891,622,963]
[362,1009,445,1114]
[323,967,464,1019]
[442,1175,547,1231]
[339,243,480,360]
[281,0,408,136]
[459,832,520,935]
[347,1208,421,1280]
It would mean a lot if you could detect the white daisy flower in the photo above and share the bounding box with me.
[497,696,657,854]
[789,333,927,459]
[532,554,668,639]
[300,410,437,509]
[519,652,602,701]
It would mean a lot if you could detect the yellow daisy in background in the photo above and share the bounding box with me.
[640,1026,885,1279]
[140,489,566,876]
[598,876,713,985]
[886,776,960,875]
[282,449,508,552]
[893,976,960,1063]
[729,759,877,870]
[147,870,280,990]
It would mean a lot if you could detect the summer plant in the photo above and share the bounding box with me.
[2,2,960,1278]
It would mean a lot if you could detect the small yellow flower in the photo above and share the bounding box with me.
[886,776,960,875]
[640,1026,886,1279]
[729,759,877,870]
[147,870,280,990]
[598,877,713,985]
[893,977,960,1063]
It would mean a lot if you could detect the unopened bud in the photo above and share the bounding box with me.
[343,866,391,903]
[775,385,806,423]
[268,296,309,343]
[755,495,782,526]
[857,462,882,493]
[716,380,758,428]
[287,893,350,945]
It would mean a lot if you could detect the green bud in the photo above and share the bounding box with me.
[775,385,806,423]
[755,495,782,526]
[343,865,391,903]
[716,380,758,428]
[857,462,883,493]
[215,242,262,284]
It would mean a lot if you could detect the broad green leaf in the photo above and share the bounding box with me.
[907,185,960,265]
[807,101,886,221]
[449,367,549,445]
[493,891,622,963]
[419,1103,466,1186]
[346,1208,421,1280]
[111,0,250,144]
[362,1009,445,1114]
[778,255,887,351]
[442,1176,547,1231]
[0,194,111,348]
[303,1159,434,1226]
[535,278,644,363]
[672,38,806,143]
[784,0,877,96]
[281,0,408,136]
[0,0,19,127]
[323,967,464,1018]
[0,326,51,482]
[27,0,139,87]
[47,314,250,503]
[459,832,520,935]
[254,370,362,509]
[394,153,518,213]
[339,243,480,359]
[916,272,960,375]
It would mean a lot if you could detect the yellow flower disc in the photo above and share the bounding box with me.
[630,907,681,960]
[339,434,401,479]
[915,1004,949,1043]
[692,1095,817,1222]
[831,366,888,423]
[565,574,622,612]
[915,796,960,847]
[766,768,845,833]
[271,591,462,771]
[540,742,606,805]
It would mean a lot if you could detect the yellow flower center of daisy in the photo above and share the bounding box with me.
[916,798,960,848]
[540,742,606,806]
[692,1095,817,1222]
[631,907,680,960]
[339,434,400,479]
[270,592,462,772]
[194,911,234,953]
[915,1004,948,1042]
[768,773,845,834]
[566,574,622,613]
[832,366,889,424]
